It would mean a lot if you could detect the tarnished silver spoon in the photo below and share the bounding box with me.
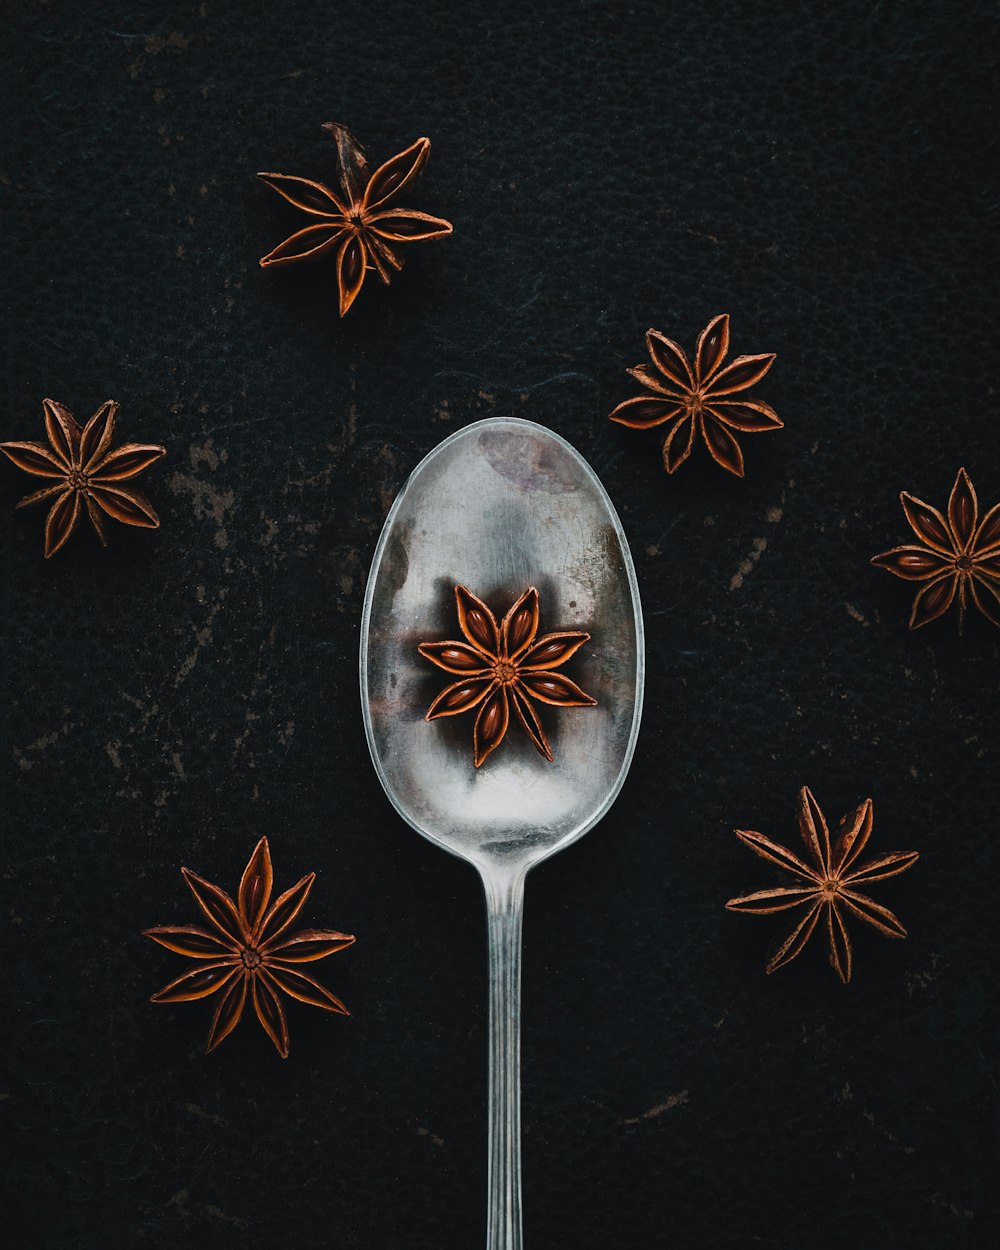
[360,418,644,1249]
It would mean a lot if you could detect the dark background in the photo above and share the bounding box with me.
[3,1,998,1247]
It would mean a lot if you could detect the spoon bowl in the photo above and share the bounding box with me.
[360,418,644,1248]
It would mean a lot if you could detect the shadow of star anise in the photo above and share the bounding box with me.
[419,585,597,768]
[144,838,355,1058]
[871,467,1000,631]
[258,123,453,317]
[609,313,782,477]
[0,398,166,557]
[725,787,918,983]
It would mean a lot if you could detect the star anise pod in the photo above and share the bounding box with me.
[0,399,166,558]
[258,123,453,317]
[144,838,355,1058]
[609,313,782,476]
[418,585,597,768]
[725,787,918,983]
[870,467,1000,631]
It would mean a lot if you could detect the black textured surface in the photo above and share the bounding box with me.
[2,2,999,1247]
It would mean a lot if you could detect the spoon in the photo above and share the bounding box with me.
[360,417,644,1249]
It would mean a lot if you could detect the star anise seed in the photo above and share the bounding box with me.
[258,123,453,317]
[871,467,1000,631]
[609,313,782,477]
[1,399,166,557]
[144,838,355,1058]
[725,787,918,983]
[419,585,597,768]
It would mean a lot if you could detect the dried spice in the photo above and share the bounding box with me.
[258,123,453,317]
[725,787,918,983]
[0,399,166,558]
[609,313,781,477]
[419,585,597,768]
[144,838,354,1058]
[871,467,1000,631]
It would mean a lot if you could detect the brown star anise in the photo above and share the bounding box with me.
[418,585,597,768]
[870,467,1000,631]
[0,399,166,558]
[258,123,453,317]
[725,787,918,983]
[609,313,782,476]
[144,838,354,1058]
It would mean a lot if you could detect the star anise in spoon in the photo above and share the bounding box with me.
[419,585,597,768]
[144,838,355,1057]
[725,787,918,983]
[0,399,165,557]
[258,123,453,316]
[871,467,1000,631]
[609,313,782,476]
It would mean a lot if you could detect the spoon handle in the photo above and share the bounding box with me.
[483,865,526,1250]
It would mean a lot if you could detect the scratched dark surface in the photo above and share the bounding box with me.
[2,2,999,1247]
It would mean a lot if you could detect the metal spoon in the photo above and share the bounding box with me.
[360,417,644,1249]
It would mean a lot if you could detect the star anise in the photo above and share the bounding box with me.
[870,467,1000,631]
[0,399,166,558]
[258,123,453,317]
[144,838,355,1058]
[418,585,597,768]
[725,787,918,983]
[609,313,782,476]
